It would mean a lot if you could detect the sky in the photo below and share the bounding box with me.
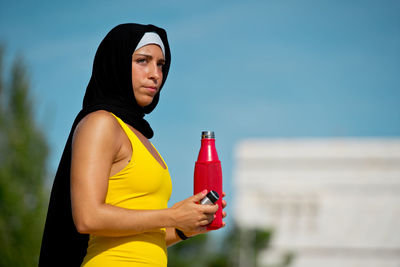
[1,0,400,234]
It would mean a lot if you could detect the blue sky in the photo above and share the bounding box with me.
[1,0,399,233]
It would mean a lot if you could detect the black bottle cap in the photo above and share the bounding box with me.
[206,190,219,204]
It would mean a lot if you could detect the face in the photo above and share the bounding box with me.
[132,44,165,107]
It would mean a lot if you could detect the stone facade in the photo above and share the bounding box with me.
[233,138,400,267]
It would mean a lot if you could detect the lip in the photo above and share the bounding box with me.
[144,86,158,94]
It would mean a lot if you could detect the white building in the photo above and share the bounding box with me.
[233,138,400,267]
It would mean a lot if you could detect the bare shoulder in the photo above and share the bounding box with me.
[72,110,122,148]
[75,110,119,134]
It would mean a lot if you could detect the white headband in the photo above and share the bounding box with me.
[135,32,165,56]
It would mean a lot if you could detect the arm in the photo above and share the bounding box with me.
[70,111,218,237]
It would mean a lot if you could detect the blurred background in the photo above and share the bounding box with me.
[0,0,399,266]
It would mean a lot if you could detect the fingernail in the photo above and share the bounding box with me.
[202,189,207,194]
[214,214,216,219]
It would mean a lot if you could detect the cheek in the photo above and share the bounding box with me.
[158,70,164,87]
[131,67,144,87]
[131,63,135,85]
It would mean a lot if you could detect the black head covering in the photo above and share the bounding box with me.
[39,23,171,266]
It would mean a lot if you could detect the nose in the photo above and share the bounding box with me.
[148,62,161,83]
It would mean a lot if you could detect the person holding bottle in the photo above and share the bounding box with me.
[39,23,227,267]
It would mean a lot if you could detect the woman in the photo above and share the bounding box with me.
[39,23,226,266]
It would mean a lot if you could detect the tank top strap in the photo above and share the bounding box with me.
[110,112,168,170]
[110,113,139,146]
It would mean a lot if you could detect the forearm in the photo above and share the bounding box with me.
[74,204,175,237]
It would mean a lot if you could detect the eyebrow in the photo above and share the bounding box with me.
[133,53,165,62]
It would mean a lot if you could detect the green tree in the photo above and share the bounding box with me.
[0,44,49,266]
[168,224,294,267]
[167,232,209,267]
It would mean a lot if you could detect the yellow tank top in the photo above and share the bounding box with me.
[81,113,172,267]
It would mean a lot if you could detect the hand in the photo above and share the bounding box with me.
[170,190,219,233]
[183,191,228,238]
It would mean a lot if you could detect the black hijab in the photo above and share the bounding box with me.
[39,23,171,266]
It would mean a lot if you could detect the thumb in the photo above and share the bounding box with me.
[191,190,208,203]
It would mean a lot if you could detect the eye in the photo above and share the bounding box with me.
[157,61,165,68]
[135,58,147,64]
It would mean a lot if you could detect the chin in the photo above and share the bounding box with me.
[137,97,154,107]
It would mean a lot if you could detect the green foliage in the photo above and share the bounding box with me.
[167,233,209,267]
[0,44,49,266]
[167,224,293,267]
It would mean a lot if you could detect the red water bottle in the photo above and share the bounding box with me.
[194,131,223,230]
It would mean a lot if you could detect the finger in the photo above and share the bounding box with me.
[208,214,216,223]
[191,190,208,202]
[198,212,215,224]
[222,191,226,197]
[196,226,208,233]
[201,204,218,214]
[222,199,227,208]
[222,211,227,218]
[199,218,213,226]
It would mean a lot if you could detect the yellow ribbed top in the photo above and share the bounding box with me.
[81,113,172,267]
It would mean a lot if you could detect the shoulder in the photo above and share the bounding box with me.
[72,110,122,149]
[75,110,119,133]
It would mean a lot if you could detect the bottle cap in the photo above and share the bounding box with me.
[207,190,219,204]
[201,131,215,139]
